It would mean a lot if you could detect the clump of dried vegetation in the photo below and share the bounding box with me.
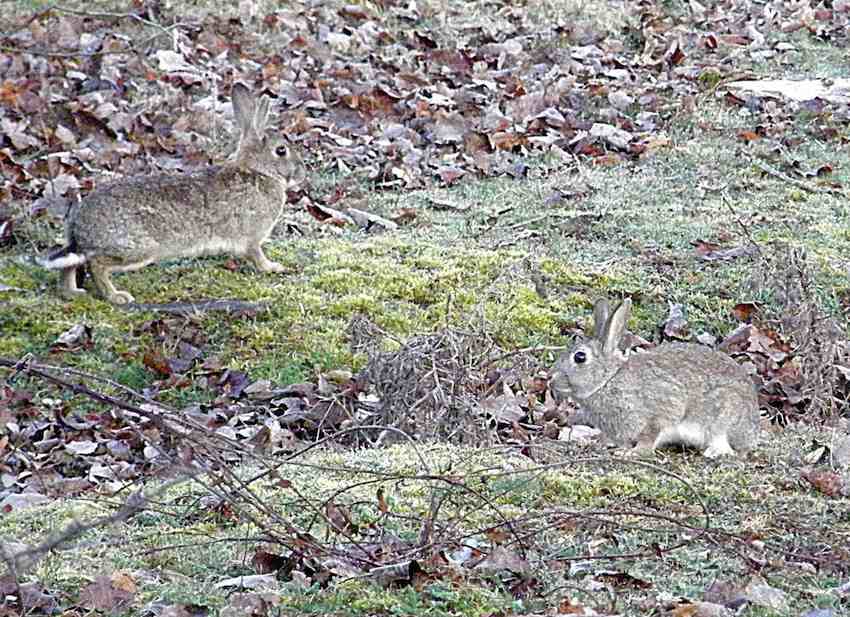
[748,243,850,421]
[351,315,547,446]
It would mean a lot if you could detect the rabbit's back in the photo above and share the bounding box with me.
[629,343,751,390]
[69,166,285,263]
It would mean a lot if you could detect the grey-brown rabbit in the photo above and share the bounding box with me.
[40,83,305,304]
[549,298,761,457]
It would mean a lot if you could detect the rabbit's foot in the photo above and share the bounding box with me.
[248,246,284,273]
[59,267,87,299]
[260,261,285,273]
[622,437,656,458]
[90,261,135,304]
[703,434,735,458]
[107,291,135,305]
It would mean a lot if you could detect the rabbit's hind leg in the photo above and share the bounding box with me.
[702,433,734,458]
[654,422,705,451]
[247,242,284,273]
[88,257,135,305]
[59,266,87,299]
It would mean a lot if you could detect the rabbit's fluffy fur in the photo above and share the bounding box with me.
[40,83,305,304]
[550,298,761,457]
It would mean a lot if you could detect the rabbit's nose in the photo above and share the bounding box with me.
[548,370,568,402]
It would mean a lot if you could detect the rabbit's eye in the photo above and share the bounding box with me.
[573,351,587,364]
[275,145,289,157]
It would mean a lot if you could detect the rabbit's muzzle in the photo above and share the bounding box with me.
[548,369,571,404]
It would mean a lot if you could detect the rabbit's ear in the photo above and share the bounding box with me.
[592,298,610,340]
[232,83,257,138]
[253,95,271,135]
[601,298,631,355]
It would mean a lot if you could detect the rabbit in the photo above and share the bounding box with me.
[39,83,306,304]
[549,298,760,458]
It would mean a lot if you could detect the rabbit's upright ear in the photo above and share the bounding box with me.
[232,83,257,138]
[601,298,631,355]
[253,95,271,135]
[592,298,610,340]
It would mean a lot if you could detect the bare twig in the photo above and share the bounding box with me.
[3,489,148,578]
[721,194,762,256]
[125,299,269,316]
[750,157,844,196]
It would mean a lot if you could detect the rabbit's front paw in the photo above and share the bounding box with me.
[59,267,87,300]
[624,443,655,458]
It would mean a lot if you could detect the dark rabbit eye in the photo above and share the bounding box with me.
[573,351,587,364]
[275,145,289,157]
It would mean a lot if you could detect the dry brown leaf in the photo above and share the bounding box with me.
[801,467,845,497]
[79,575,135,613]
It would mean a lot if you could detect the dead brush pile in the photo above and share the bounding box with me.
[747,244,850,421]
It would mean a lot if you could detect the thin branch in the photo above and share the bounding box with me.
[750,157,845,196]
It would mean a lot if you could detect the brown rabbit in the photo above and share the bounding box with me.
[549,298,761,457]
[40,83,305,304]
